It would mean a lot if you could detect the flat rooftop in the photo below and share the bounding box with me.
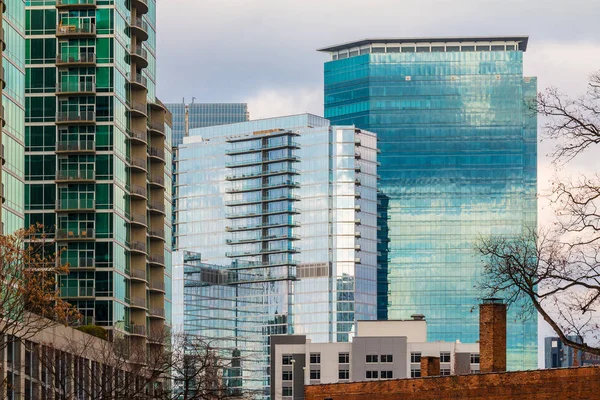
[318,36,529,52]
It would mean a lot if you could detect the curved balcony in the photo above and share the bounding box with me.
[130,268,147,282]
[129,157,147,172]
[1,145,5,166]
[56,53,96,67]
[149,308,165,319]
[130,213,147,228]
[226,180,300,194]
[130,297,147,311]
[148,174,165,189]
[132,0,149,14]
[55,140,95,153]
[130,17,149,41]
[129,100,147,117]
[148,121,165,136]
[148,147,165,163]
[0,184,4,204]
[130,184,147,200]
[1,66,5,90]
[56,81,96,96]
[130,240,147,255]
[148,254,165,267]
[1,28,4,52]
[129,128,147,145]
[225,194,300,207]
[225,206,300,220]
[56,23,96,38]
[55,170,95,183]
[149,280,165,293]
[148,228,165,241]
[149,100,168,112]
[56,228,95,241]
[148,201,166,215]
[130,45,148,69]
[129,74,148,91]
[129,324,146,337]
[0,106,4,128]
[56,111,96,125]
[1,0,5,13]
[55,199,95,212]
[225,167,299,181]
[56,0,96,9]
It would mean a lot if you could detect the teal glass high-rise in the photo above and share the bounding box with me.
[320,37,537,369]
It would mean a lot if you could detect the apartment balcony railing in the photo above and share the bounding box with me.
[225,194,300,207]
[60,257,95,269]
[148,228,165,240]
[130,157,147,172]
[225,167,299,181]
[56,111,96,124]
[61,287,95,298]
[129,74,148,90]
[149,281,165,292]
[129,129,147,144]
[56,23,96,37]
[148,147,165,162]
[56,0,97,9]
[148,254,165,267]
[0,144,5,166]
[225,154,300,168]
[226,141,300,156]
[56,228,95,241]
[130,45,148,68]
[56,53,96,66]
[225,247,300,258]
[225,233,300,245]
[56,199,95,211]
[55,140,95,153]
[131,240,147,254]
[147,121,165,135]
[149,308,165,319]
[226,180,300,194]
[130,324,146,336]
[225,206,300,219]
[55,169,95,182]
[0,66,5,89]
[131,0,149,14]
[148,174,165,188]
[131,297,147,309]
[129,101,147,118]
[131,213,147,227]
[148,201,165,214]
[56,81,96,95]
[225,220,300,232]
[130,17,148,40]
[130,268,147,281]
[130,184,147,199]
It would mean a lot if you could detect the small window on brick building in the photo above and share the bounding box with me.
[366,354,378,363]
[366,370,378,379]
[381,355,393,363]
[339,352,349,364]
[310,353,321,364]
[282,387,292,397]
[282,371,292,381]
[440,352,451,363]
[338,368,349,380]
[411,368,421,378]
[310,369,321,380]
[282,355,293,365]
[441,368,451,376]
[470,353,480,364]
[381,370,393,379]
[410,352,421,363]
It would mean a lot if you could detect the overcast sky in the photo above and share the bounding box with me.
[157,0,600,364]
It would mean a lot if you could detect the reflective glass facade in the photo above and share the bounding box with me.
[2,0,26,235]
[24,0,173,354]
[322,37,537,369]
[175,114,378,397]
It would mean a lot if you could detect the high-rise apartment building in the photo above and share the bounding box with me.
[165,101,248,249]
[165,102,249,147]
[24,0,173,355]
[2,0,26,235]
[320,37,537,369]
[175,114,378,395]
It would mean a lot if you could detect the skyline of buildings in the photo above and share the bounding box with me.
[320,36,538,369]
[23,0,173,357]
[174,114,378,396]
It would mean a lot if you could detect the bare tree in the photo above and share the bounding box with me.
[476,70,600,355]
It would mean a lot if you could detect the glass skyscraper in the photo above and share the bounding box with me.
[2,0,26,235]
[320,37,537,369]
[24,0,173,358]
[165,102,249,147]
[174,114,378,396]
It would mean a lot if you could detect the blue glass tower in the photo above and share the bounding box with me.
[321,37,537,369]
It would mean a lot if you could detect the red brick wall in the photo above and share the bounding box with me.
[305,366,600,400]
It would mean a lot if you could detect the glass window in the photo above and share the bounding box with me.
[338,352,349,364]
[411,352,421,363]
[366,370,378,379]
[440,352,451,363]
[381,355,393,363]
[282,387,292,397]
[310,353,320,364]
[282,355,293,365]
[282,371,292,381]
[470,353,480,364]
[381,370,393,379]
[338,368,349,380]
[366,354,378,363]
[310,369,320,380]
[411,369,421,378]
[441,368,451,376]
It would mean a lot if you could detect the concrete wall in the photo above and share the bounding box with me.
[355,320,426,342]
[305,366,600,400]
[352,337,408,380]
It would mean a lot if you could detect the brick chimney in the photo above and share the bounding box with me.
[421,356,440,377]
[479,298,507,373]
